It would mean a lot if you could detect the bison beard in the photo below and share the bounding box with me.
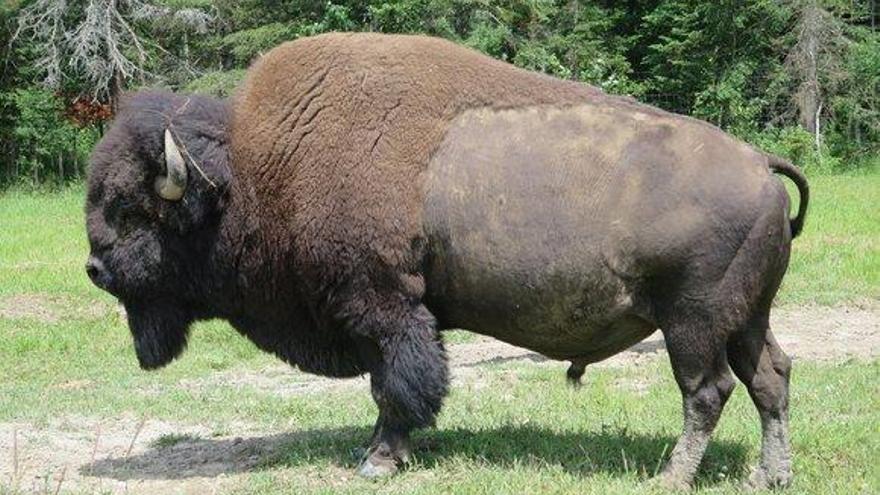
[125,301,193,370]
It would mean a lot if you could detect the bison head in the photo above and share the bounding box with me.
[85,91,231,369]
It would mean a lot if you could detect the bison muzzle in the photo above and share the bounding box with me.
[84,32,808,489]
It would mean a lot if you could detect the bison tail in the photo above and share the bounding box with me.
[766,154,809,238]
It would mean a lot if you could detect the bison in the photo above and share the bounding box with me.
[85,32,808,489]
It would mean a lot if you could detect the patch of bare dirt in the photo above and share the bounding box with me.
[768,305,879,360]
[0,293,113,323]
[176,364,370,398]
[0,415,361,495]
[0,294,62,323]
[0,415,263,494]
[612,376,659,396]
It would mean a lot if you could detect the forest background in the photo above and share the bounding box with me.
[0,0,878,185]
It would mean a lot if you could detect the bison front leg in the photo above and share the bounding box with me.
[349,297,449,478]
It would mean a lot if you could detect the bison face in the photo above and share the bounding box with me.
[85,92,230,369]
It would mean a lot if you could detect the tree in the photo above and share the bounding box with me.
[1,2,22,181]
[2,0,879,184]
[640,0,790,128]
[785,0,849,150]
[13,0,210,110]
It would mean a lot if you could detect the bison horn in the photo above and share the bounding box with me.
[155,129,188,201]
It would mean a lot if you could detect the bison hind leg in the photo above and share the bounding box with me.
[654,201,794,489]
[653,303,738,490]
[728,319,793,490]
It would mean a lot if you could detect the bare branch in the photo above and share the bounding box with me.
[10,0,212,103]
[132,4,213,34]
[13,0,67,88]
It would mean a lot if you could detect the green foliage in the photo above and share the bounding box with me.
[368,0,453,34]
[824,28,880,159]
[184,69,247,97]
[641,0,791,119]
[219,22,300,66]
[749,126,841,174]
[1,3,22,180]
[692,61,763,134]
[2,89,98,185]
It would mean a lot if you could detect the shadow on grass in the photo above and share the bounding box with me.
[82,424,748,485]
[462,337,667,367]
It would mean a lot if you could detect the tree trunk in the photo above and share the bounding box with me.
[797,4,821,138]
[109,69,124,114]
[872,0,876,30]
[183,31,190,64]
[33,151,39,185]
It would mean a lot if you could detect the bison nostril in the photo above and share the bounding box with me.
[85,256,116,293]
[85,257,104,283]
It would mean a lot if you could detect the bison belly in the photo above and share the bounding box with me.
[423,104,660,361]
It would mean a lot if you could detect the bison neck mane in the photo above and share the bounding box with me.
[191,175,367,378]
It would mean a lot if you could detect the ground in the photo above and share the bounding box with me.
[0,172,877,494]
[0,307,878,495]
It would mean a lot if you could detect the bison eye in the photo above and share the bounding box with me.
[105,196,154,235]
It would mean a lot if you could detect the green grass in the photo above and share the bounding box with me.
[778,171,880,305]
[149,433,202,450]
[0,171,878,494]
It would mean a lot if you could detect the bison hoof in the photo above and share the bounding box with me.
[649,472,693,491]
[356,446,402,479]
[743,466,793,491]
